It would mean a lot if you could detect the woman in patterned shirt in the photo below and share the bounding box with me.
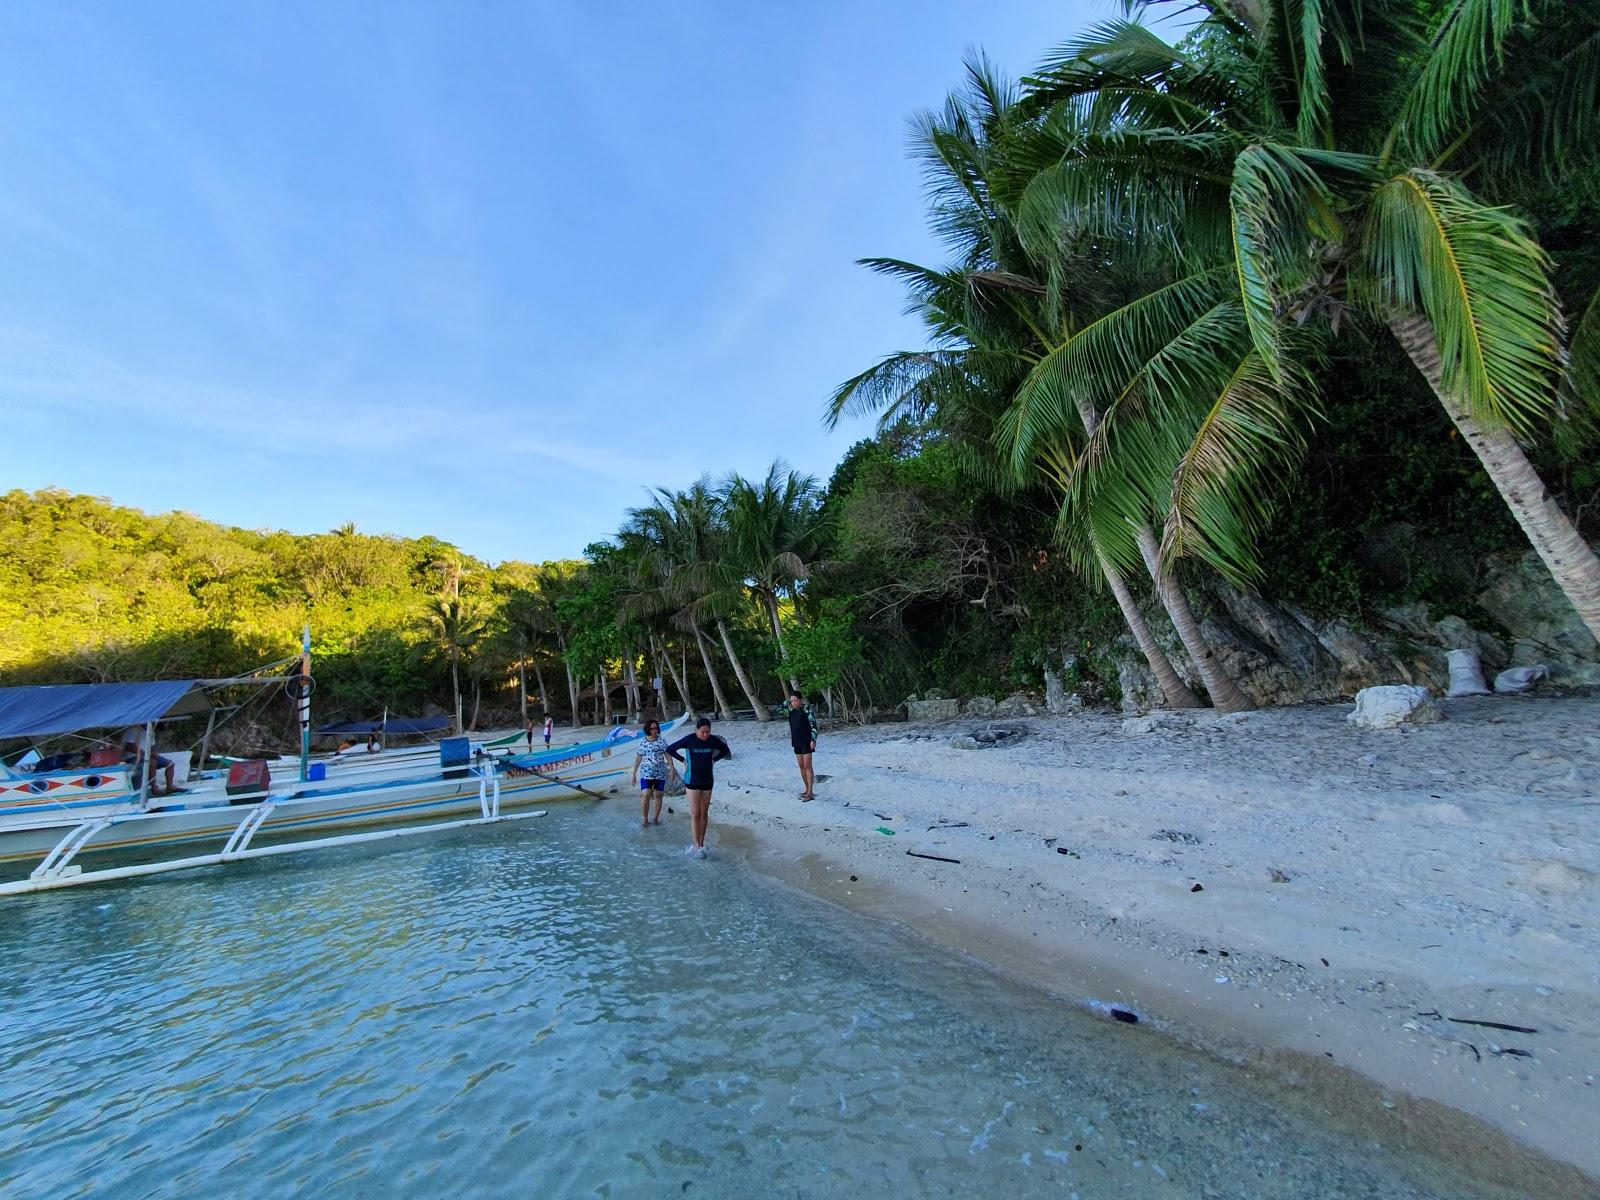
[630,719,674,827]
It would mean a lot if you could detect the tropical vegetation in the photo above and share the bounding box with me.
[3,0,1597,739]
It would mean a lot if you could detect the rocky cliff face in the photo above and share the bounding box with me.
[1100,547,1599,711]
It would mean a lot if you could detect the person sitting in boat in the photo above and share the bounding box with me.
[122,740,176,794]
[364,733,382,753]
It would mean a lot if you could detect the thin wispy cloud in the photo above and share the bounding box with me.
[0,0,1103,561]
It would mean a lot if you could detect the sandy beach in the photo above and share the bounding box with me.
[646,695,1600,1186]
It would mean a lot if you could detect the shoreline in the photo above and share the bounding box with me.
[695,696,1599,1186]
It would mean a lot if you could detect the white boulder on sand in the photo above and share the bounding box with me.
[1347,684,1443,729]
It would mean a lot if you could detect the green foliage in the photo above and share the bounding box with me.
[780,599,863,696]
[0,488,544,727]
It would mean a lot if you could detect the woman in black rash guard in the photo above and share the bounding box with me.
[666,718,732,858]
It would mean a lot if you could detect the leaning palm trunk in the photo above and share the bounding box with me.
[1390,314,1600,647]
[764,593,801,693]
[622,657,639,719]
[517,659,528,727]
[716,616,769,720]
[692,624,734,720]
[1098,547,1204,710]
[1072,393,1238,709]
[533,660,549,718]
[657,634,692,715]
[1134,527,1255,712]
[563,657,580,730]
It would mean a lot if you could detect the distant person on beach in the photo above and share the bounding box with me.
[543,714,553,748]
[631,719,674,827]
[788,691,817,801]
[526,718,535,751]
[666,718,731,858]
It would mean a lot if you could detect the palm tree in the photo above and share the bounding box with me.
[421,594,487,736]
[501,587,557,727]
[619,482,746,720]
[720,461,827,693]
[1009,0,1600,645]
[829,60,1223,708]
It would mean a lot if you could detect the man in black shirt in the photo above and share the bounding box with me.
[666,718,732,858]
[787,691,817,801]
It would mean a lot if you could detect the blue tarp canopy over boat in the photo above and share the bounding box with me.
[0,681,211,740]
[315,716,451,736]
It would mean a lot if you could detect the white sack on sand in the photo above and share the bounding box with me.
[1347,684,1443,730]
[1494,664,1550,693]
[1446,649,1491,697]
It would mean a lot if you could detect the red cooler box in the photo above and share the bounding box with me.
[226,760,271,799]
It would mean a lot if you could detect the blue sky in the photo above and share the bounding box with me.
[2,1,1113,564]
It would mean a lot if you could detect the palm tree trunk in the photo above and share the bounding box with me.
[623,656,639,719]
[764,593,800,693]
[469,674,482,731]
[601,671,613,726]
[1073,391,1237,709]
[1134,526,1255,712]
[450,654,463,736]
[518,659,528,727]
[652,635,681,714]
[1391,313,1600,646]
[650,641,667,712]
[716,617,769,720]
[533,660,549,718]
[1098,547,1204,710]
[692,625,733,720]
[563,660,580,730]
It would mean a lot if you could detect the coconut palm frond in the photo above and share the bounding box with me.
[1392,0,1530,164]
[1359,168,1563,437]
[1160,346,1316,583]
[998,268,1233,478]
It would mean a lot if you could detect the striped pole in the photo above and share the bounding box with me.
[298,625,312,783]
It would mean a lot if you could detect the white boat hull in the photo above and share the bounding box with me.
[0,740,643,869]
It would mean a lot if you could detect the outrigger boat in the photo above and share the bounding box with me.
[0,650,684,897]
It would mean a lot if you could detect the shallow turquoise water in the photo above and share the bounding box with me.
[0,808,1504,1198]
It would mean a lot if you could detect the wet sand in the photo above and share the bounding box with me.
[686,695,1600,1186]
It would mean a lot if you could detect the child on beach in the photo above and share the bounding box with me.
[630,719,674,827]
[543,714,553,748]
[666,718,732,858]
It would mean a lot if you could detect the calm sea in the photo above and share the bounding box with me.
[0,806,1542,1198]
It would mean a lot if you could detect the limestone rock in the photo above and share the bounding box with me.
[1117,658,1162,714]
[1042,665,1070,715]
[1347,685,1443,730]
[906,698,960,723]
[1122,712,1188,735]
[962,696,997,717]
[1477,547,1600,685]
[994,692,1041,717]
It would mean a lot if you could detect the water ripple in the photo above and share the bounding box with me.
[0,812,1501,1198]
